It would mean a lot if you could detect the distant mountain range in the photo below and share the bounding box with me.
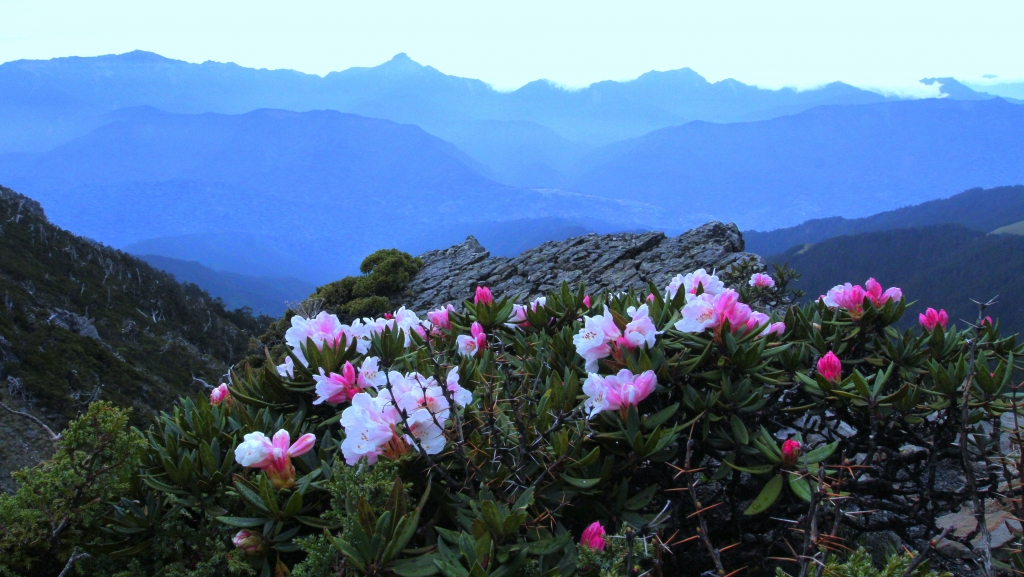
[745,185,1024,256]
[570,99,1024,231]
[770,224,1024,336]
[1,51,1022,288]
[0,107,645,282]
[1,50,1007,187]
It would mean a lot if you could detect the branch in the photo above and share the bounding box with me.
[57,547,90,577]
[0,401,61,442]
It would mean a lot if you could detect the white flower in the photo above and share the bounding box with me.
[406,409,447,455]
[340,393,399,466]
[582,374,613,419]
[445,366,473,407]
[284,311,347,365]
[674,293,717,333]
[277,356,295,379]
[235,432,273,467]
[358,357,386,389]
[624,304,661,349]
[573,306,619,372]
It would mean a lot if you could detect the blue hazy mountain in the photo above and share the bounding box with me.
[137,254,315,317]
[0,107,644,283]
[0,51,908,186]
[570,98,1024,232]
[744,185,1024,256]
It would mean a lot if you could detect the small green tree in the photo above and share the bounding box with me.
[0,402,144,576]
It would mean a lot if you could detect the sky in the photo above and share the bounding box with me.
[1,0,1023,93]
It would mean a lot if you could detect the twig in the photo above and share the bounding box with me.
[958,296,998,577]
[0,401,61,442]
[684,438,727,576]
[57,547,90,577]
[899,525,953,577]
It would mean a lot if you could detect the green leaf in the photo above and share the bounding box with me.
[481,500,506,540]
[623,484,658,511]
[722,460,774,475]
[804,441,839,464]
[729,414,750,445]
[216,516,268,528]
[744,474,783,515]
[788,474,813,502]
[283,491,303,518]
[560,475,602,490]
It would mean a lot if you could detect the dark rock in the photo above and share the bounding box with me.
[403,221,763,311]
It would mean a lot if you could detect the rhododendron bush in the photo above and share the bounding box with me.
[89,267,1024,577]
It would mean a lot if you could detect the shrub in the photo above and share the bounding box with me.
[92,268,1023,576]
[0,402,143,576]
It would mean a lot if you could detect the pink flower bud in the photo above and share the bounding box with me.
[580,521,606,550]
[210,383,231,407]
[474,286,494,306]
[287,433,316,457]
[646,293,655,302]
[232,530,264,555]
[781,439,801,466]
[817,352,842,382]
[583,295,591,308]
[919,308,948,331]
[982,316,994,328]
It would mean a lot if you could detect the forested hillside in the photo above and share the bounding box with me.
[0,184,266,486]
[771,224,1024,334]
[746,185,1024,255]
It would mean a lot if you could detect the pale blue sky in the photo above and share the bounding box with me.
[1,0,1022,93]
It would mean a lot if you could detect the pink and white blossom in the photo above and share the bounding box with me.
[358,357,386,389]
[573,306,621,372]
[232,530,264,555]
[284,311,348,365]
[234,429,316,489]
[622,304,661,349]
[276,356,295,379]
[749,273,775,288]
[457,322,487,358]
[210,383,231,407]
[445,367,473,407]
[665,269,725,301]
[508,297,547,328]
[822,279,902,319]
[313,363,366,405]
[340,393,402,466]
[582,369,657,419]
[427,304,454,330]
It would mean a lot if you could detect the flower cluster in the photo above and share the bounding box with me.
[582,369,657,419]
[676,289,784,338]
[665,268,725,301]
[234,429,316,489]
[821,277,902,319]
[457,322,487,358]
[508,296,547,328]
[283,308,432,369]
[340,368,472,465]
[573,305,661,372]
[312,357,385,405]
[919,307,949,331]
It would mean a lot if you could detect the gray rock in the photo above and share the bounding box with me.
[47,308,101,341]
[857,530,906,567]
[403,221,763,311]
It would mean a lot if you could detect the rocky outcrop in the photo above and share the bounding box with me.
[404,221,763,311]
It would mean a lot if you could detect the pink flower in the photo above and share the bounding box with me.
[582,369,657,419]
[284,311,348,365]
[234,429,316,489]
[674,289,767,341]
[427,304,454,330]
[232,530,264,555]
[919,308,949,331]
[210,383,231,407]
[622,304,661,349]
[474,286,494,306]
[508,297,547,329]
[865,278,902,307]
[822,283,869,318]
[646,293,655,302]
[580,521,607,551]
[340,393,404,466]
[583,294,592,308]
[817,352,842,382]
[574,306,621,372]
[357,357,386,389]
[665,269,726,301]
[313,362,367,405]
[749,273,776,288]
[456,322,487,358]
[981,316,994,328]
[782,439,802,466]
[767,322,786,337]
